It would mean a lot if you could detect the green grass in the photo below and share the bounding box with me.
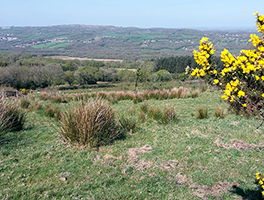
[32,42,72,49]
[0,90,263,199]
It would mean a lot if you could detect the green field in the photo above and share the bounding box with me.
[32,42,72,49]
[0,88,263,199]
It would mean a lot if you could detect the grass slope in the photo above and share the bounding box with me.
[0,91,263,199]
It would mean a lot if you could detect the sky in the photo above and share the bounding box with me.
[1,0,264,30]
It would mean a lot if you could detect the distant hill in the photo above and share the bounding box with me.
[0,25,258,60]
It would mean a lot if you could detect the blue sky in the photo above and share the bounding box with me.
[1,0,264,30]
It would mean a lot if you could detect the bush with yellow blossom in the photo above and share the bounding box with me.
[256,173,264,197]
[186,11,264,118]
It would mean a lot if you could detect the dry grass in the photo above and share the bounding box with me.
[30,101,43,110]
[58,98,121,147]
[0,98,25,136]
[191,89,200,98]
[215,105,225,118]
[197,107,208,119]
[20,98,30,109]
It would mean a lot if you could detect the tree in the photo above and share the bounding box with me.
[64,71,76,86]
[75,69,97,85]
[117,69,135,82]
[151,70,172,82]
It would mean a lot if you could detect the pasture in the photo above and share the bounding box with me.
[0,87,263,199]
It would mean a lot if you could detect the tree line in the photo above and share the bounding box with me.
[0,53,224,90]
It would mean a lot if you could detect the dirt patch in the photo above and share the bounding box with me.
[124,145,154,171]
[155,159,180,171]
[103,154,122,160]
[175,172,194,185]
[128,145,153,158]
[214,138,261,151]
[192,181,239,199]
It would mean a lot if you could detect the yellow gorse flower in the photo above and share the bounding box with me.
[188,11,264,113]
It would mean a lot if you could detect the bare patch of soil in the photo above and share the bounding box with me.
[124,145,154,171]
[155,159,180,171]
[214,138,261,151]
[192,181,240,200]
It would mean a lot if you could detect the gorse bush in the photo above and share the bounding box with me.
[58,98,121,148]
[0,98,25,138]
[186,12,264,119]
[256,173,264,197]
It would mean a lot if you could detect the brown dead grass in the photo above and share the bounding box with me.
[124,145,154,172]
[192,181,240,200]
[214,138,261,151]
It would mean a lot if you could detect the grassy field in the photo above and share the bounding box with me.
[0,88,263,199]
[32,42,72,49]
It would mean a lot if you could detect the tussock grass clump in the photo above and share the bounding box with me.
[177,87,184,97]
[197,107,208,119]
[191,90,199,98]
[30,101,43,111]
[0,98,25,136]
[139,111,146,122]
[170,87,179,99]
[50,94,63,103]
[179,87,190,98]
[201,83,207,92]
[45,104,61,120]
[163,104,177,124]
[20,98,30,109]
[39,92,51,101]
[147,104,177,124]
[133,93,143,104]
[58,98,121,147]
[118,115,137,133]
[215,105,225,118]
[140,101,148,114]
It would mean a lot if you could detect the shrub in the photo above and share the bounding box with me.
[20,98,30,109]
[186,12,264,120]
[58,98,121,147]
[20,88,27,95]
[0,98,25,137]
